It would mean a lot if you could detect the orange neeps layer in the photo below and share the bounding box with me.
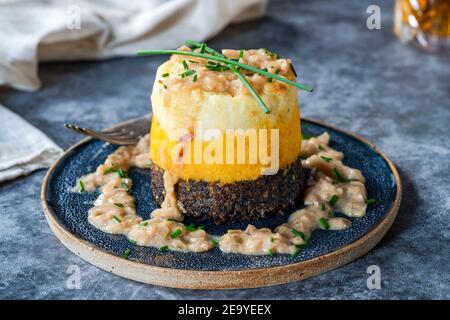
[149,108,302,183]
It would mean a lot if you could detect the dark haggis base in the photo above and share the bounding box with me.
[150,157,307,224]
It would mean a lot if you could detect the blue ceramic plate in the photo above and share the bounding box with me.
[42,116,401,289]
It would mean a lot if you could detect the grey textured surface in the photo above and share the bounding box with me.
[0,0,449,299]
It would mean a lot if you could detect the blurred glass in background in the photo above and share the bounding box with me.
[394,0,450,53]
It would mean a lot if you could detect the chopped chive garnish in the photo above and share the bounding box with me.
[170,229,182,239]
[121,182,130,193]
[290,63,297,77]
[269,69,280,82]
[318,144,325,151]
[185,224,198,232]
[321,203,326,211]
[162,73,170,77]
[193,73,197,82]
[113,215,122,223]
[188,59,198,63]
[180,69,196,78]
[129,239,137,245]
[299,155,308,160]
[319,217,330,230]
[200,43,206,53]
[321,156,333,163]
[140,222,148,227]
[268,248,275,256]
[114,203,124,208]
[78,180,85,192]
[163,84,167,89]
[160,245,169,252]
[103,167,115,175]
[182,60,189,70]
[166,218,178,222]
[239,49,244,59]
[329,194,339,206]
[366,198,376,205]
[198,225,206,231]
[123,248,132,259]
[211,239,219,247]
[270,237,275,243]
[291,228,306,240]
[117,168,127,178]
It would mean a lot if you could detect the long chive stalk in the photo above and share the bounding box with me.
[137,49,314,93]
[185,40,270,114]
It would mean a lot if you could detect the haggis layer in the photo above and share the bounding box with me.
[150,157,307,224]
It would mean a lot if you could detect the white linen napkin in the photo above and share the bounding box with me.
[0,0,267,91]
[0,105,63,182]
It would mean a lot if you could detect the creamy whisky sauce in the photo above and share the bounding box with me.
[163,46,296,96]
[75,131,368,256]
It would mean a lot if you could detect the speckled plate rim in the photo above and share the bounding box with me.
[41,115,402,290]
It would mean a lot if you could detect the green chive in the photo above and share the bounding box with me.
[78,180,85,192]
[211,239,219,247]
[299,155,308,160]
[200,43,206,53]
[366,198,376,205]
[180,69,196,78]
[123,248,132,259]
[291,228,306,240]
[114,203,124,208]
[113,215,122,223]
[129,239,137,245]
[319,217,330,230]
[170,229,183,239]
[160,245,169,252]
[185,224,198,232]
[321,203,326,211]
[182,60,189,70]
[239,49,244,59]
[333,168,358,183]
[270,237,275,243]
[318,144,325,151]
[121,181,130,192]
[268,248,275,256]
[162,73,170,77]
[321,156,333,163]
[163,84,167,89]
[330,194,339,206]
[103,167,115,175]
[188,59,198,63]
[198,225,206,231]
[166,218,178,222]
[140,222,148,227]
[117,168,127,178]
[193,74,197,82]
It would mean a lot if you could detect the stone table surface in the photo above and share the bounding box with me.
[0,0,449,299]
